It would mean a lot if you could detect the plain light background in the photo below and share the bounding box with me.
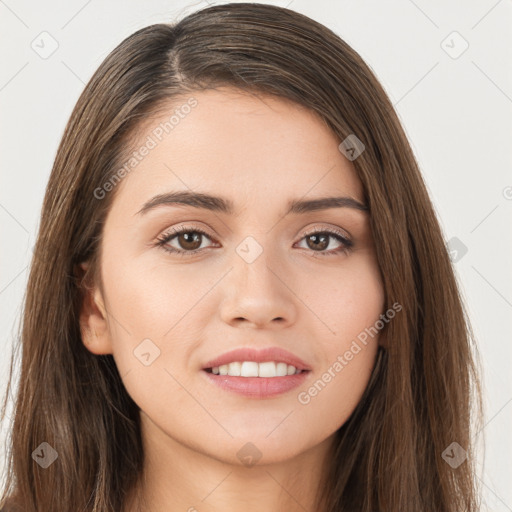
[1,0,511,509]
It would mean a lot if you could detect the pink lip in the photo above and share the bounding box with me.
[202,370,310,399]
[202,347,311,371]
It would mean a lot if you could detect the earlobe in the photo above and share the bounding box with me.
[77,262,113,355]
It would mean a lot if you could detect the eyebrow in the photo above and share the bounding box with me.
[135,191,369,217]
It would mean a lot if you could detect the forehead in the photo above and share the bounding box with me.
[112,87,365,215]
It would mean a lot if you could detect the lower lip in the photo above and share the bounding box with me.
[201,370,310,398]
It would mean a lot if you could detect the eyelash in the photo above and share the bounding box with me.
[155,225,354,258]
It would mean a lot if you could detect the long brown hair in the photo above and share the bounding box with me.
[0,3,483,511]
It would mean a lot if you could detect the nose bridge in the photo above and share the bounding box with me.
[232,232,277,294]
[219,232,296,327]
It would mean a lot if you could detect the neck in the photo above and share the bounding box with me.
[123,413,334,512]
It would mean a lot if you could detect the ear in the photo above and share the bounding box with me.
[77,262,113,355]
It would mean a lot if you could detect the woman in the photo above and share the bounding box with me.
[0,3,482,511]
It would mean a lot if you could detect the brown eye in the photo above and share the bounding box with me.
[295,229,353,257]
[174,231,203,251]
[156,227,217,256]
[305,233,329,251]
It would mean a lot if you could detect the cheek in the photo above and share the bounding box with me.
[300,254,385,341]
[100,253,209,417]
[293,256,384,428]
[100,248,217,379]
[102,248,207,340]
[296,342,380,439]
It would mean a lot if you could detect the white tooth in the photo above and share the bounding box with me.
[276,362,288,377]
[227,361,241,376]
[258,361,276,377]
[240,361,259,377]
[215,361,300,377]
[287,364,296,375]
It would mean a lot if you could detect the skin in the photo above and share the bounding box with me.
[79,87,385,512]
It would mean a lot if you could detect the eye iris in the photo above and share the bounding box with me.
[307,233,328,251]
[178,231,202,250]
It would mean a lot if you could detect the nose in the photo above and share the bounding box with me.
[219,243,298,329]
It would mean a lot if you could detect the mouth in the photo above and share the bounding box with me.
[200,347,312,397]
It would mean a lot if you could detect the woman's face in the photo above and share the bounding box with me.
[81,87,385,466]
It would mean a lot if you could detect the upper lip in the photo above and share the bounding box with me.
[202,347,311,371]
